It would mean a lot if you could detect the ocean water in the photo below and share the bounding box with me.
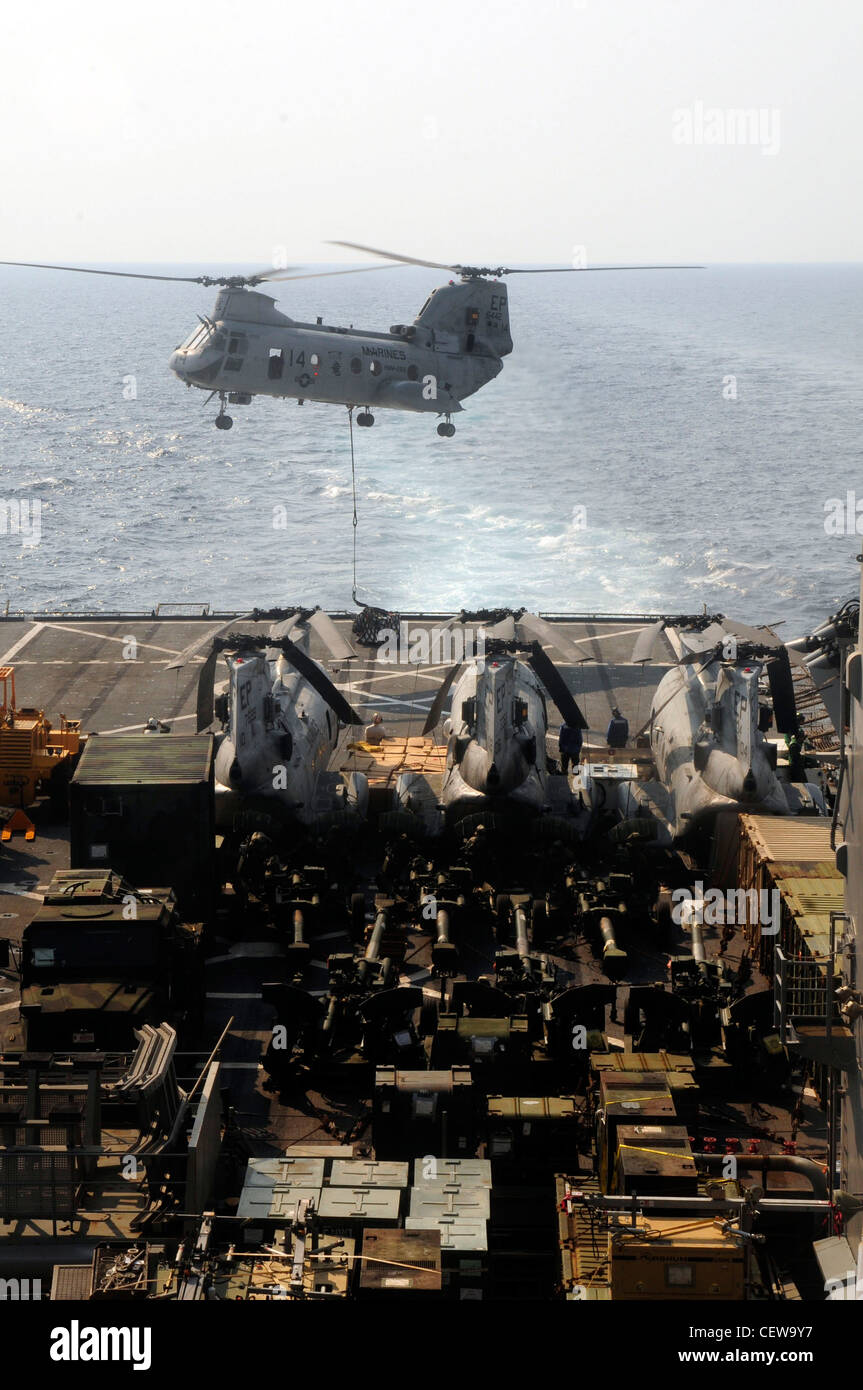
[0,262,860,632]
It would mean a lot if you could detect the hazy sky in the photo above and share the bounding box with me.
[1,0,859,265]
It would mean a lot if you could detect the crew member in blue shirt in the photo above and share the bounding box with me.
[558,722,583,774]
[606,707,629,749]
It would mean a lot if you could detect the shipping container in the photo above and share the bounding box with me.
[70,734,216,921]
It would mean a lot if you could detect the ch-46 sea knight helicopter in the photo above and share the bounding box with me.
[389,609,589,834]
[787,595,860,738]
[1,242,698,435]
[576,615,827,845]
[167,607,367,828]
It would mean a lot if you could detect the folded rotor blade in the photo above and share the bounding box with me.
[422,662,464,736]
[283,642,363,725]
[632,621,666,664]
[196,648,219,732]
[267,610,304,642]
[767,648,798,735]
[528,645,588,730]
[307,608,357,661]
[486,614,516,641]
[719,618,783,650]
[514,611,581,661]
[165,613,252,671]
[678,647,719,665]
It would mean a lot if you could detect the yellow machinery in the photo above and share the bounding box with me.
[557,1177,750,1300]
[0,666,81,837]
[609,1214,747,1299]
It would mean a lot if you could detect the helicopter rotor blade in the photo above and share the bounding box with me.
[0,260,305,288]
[194,650,220,739]
[257,263,404,283]
[328,243,702,278]
[195,648,219,733]
[165,614,253,671]
[527,645,588,730]
[422,662,465,736]
[267,610,304,642]
[678,647,719,665]
[767,648,798,736]
[502,264,703,274]
[328,241,458,273]
[514,611,582,662]
[486,614,516,641]
[0,260,228,284]
[282,642,363,725]
[632,620,667,664]
[306,608,357,661]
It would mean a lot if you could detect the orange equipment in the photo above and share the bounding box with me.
[0,666,81,815]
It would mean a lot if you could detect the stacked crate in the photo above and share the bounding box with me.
[486,1095,580,1167]
[405,1157,492,1299]
[236,1156,325,1230]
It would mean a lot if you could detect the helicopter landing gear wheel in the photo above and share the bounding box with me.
[437,418,456,437]
[215,394,233,430]
[356,410,374,427]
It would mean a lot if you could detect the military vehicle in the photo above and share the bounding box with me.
[1,246,698,433]
[0,869,203,1052]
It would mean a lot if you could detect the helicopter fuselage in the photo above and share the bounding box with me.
[214,650,344,824]
[649,653,822,838]
[168,282,508,417]
[441,656,549,821]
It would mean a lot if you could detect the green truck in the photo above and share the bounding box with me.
[0,869,203,1053]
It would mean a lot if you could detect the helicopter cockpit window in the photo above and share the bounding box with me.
[268,348,284,380]
[228,334,248,356]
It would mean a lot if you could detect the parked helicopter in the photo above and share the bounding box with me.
[576,616,826,844]
[167,607,367,828]
[1,243,698,435]
[390,610,589,832]
[787,596,860,737]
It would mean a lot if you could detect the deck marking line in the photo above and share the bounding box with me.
[39,622,184,658]
[0,622,45,666]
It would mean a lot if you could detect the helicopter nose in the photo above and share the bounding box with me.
[169,349,188,380]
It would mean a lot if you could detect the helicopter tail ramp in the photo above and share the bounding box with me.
[415,280,513,357]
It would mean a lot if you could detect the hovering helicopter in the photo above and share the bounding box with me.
[577,616,826,844]
[390,609,588,833]
[1,242,698,435]
[167,607,367,828]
